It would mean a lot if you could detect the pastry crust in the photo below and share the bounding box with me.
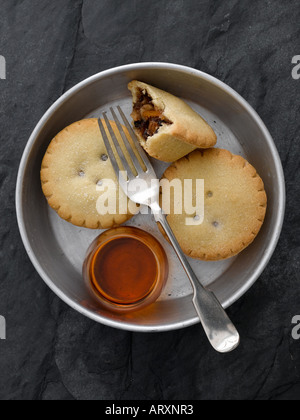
[160,149,268,261]
[128,80,217,162]
[40,119,136,229]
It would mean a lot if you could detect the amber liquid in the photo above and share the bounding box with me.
[90,237,158,305]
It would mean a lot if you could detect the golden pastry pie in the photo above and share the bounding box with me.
[128,80,217,162]
[41,119,136,229]
[160,148,267,260]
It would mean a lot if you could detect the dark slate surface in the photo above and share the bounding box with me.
[0,0,299,400]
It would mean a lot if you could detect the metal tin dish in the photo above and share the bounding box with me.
[15,63,286,332]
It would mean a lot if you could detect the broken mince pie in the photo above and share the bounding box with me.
[128,81,217,162]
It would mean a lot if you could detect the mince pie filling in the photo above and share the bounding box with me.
[132,90,172,140]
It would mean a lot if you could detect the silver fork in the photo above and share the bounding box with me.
[98,107,240,353]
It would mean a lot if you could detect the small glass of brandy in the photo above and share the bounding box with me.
[83,227,169,313]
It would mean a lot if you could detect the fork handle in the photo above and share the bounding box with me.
[154,209,240,353]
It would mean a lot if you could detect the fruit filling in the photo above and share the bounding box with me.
[131,90,172,140]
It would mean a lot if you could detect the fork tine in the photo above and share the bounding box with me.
[110,107,146,173]
[117,106,155,170]
[102,112,136,179]
[97,117,121,178]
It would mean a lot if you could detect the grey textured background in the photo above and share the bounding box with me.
[0,0,300,400]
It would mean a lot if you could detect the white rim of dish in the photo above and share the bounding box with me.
[15,62,286,332]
